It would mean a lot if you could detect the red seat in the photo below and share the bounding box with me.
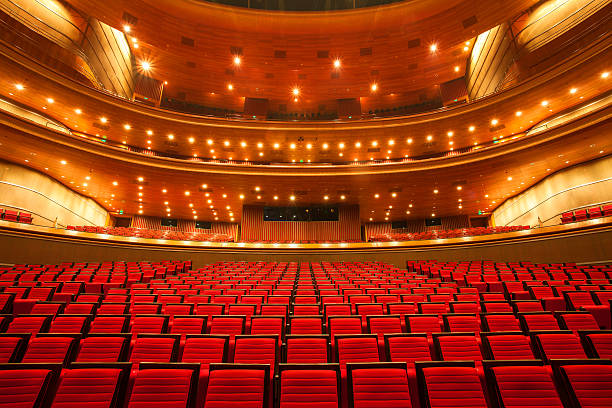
[21,335,76,364]
[50,365,129,408]
[76,335,129,362]
[285,335,329,364]
[204,364,268,408]
[128,365,198,408]
[418,362,487,408]
[0,366,57,407]
[278,364,340,408]
[557,363,612,408]
[347,363,412,408]
[486,362,563,408]
[482,333,535,360]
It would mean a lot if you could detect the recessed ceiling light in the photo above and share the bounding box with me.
[569,88,577,94]
[515,111,522,117]
[324,195,329,200]
[429,43,437,52]
[60,160,67,165]
[224,141,230,147]
[374,194,380,198]
[468,126,475,132]
[433,189,438,194]
[306,143,312,149]
[355,142,361,148]
[406,138,413,144]
[124,124,131,130]
[137,177,144,182]
[391,192,397,197]
[233,56,241,65]
[541,100,548,106]
[15,83,24,91]
[123,24,131,32]
[290,143,296,149]
[370,83,378,92]
[426,135,433,141]
[167,134,174,140]
[454,66,459,72]
[322,143,329,149]
[507,176,513,181]
[333,59,341,68]
[227,84,233,90]
[75,108,82,114]
[292,88,300,96]
[46,98,54,104]
[339,142,345,149]
[601,72,609,79]
[273,143,280,149]
[140,61,151,71]
[491,119,498,126]
[457,186,462,190]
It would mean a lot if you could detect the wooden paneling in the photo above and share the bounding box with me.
[241,205,360,241]
[60,0,539,108]
[1,218,611,267]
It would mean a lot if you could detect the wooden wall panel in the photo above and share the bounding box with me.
[131,215,238,237]
[241,205,360,241]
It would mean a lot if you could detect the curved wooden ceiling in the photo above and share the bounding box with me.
[1,36,610,164]
[62,0,538,108]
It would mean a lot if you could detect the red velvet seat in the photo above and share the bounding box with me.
[278,364,340,408]
[485,362,563,408]
[127,364,199,408]
[204,364,268,408]
[418,362,487,408]
[482,333,535,360]
[0,365,57,408]
[76,335,129,362]
[347,363,412,408]
[285,335,329,364]
[556,362,612,407]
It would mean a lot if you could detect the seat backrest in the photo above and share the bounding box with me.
[181,336,227,366]
[210,316,245,336]
[278,365,340,408]
[289,316,323,335]
[89,316,128,333]
[347,363,412,408]
[51,366,127,408]
[535,333,587,362]
[0,367,55,408]
[285,336,329,364]
[482,334,534,360]
[559,312,600,332]
[483,314,521,332]
[489,364,563,408]
[385,335,431,363]
[368,316,403,336]
[519,313,560,331]
[406,315,441,334]
[444,315,480,333]
[21,336,76,364]
[76,336,128,362]
[170,317,206,335]
[128,367,197,408]
[328,317,362,338]
[7,316,50,334]
[585,332,612,359]
[250,316,284,337]
[131,316,168,334]
[233,336,277,367]
[204,365,267,408]
[130,335,178,363]
[435,335,482,361]
[419,363,487,408]
[336,335,379,367]
[49,315,89,333]
[558,363,612,408]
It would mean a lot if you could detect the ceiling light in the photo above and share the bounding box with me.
[60,160,67,165]
[601,72,609,79]
[322,143,329,149]
[289,195,295,201]
[355,142,361,148]
[457,186,462,190]
[46,98,54,104]
[292,88,300,96]
[75,108,82,114]
[431,213,436,217]
[433,189,438,194]
[541,100,548,106]
[333,59,341,68]
[406,138,413,144]
[391,192,397,197]
[239,194,245,199]
[324,195,329,200]
[429,43,437,52]
[233,56,241,65]
[491,119,498,126]
[290,143,296,149]
[137,177,144,182]
[112,181,118,186]
[227,84,233,90]
[15,83,24,91]
[340,195,346,200]
[224,141,230,147]
[372,141,378,147]
[273,143,280,149]
[100,117,108,124]
[569,88,577,94]
[123,24,131,32]
[140,61,151,71]
[339,142,345,149]
[374,194,380,198]
[388,140,395,146]
[255,186,260,191]
[454,66,459,72]
[306,143,312,149]
[426,135,433,141]
[124,124,131,130]
[468,126,475,132]
[188,137,195,143]
[515,111,522,117]
[447,131,453,137]
[507,176,512,181]
[168,134,174,140]
[370,83,378,92]
[463,46,469,51]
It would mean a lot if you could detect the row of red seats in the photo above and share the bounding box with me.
[0,208,32,223]
[370,225,530,241]
[239,240,362,243]
[0,260,611,407]
[562,204,612,223]
[66,225,234,242]
[2,358,608,408]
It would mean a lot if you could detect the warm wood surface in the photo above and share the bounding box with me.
[62,0,539,108]
[0,103,609,221]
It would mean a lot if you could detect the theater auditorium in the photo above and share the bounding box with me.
[0,0,611,406]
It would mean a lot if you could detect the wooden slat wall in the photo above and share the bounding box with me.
[241,205,360,241]
[132,216,238,236]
